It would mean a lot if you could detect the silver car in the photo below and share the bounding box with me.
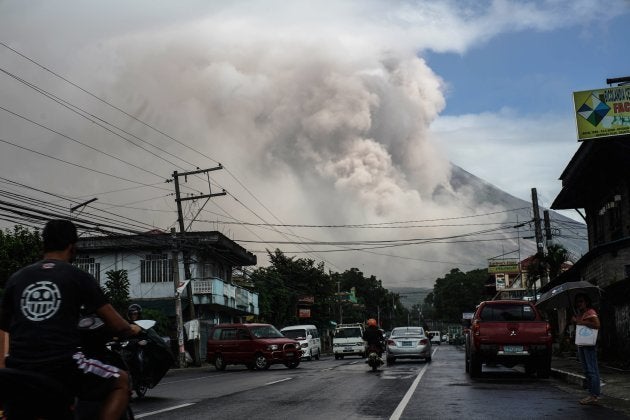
[386,326,432,364]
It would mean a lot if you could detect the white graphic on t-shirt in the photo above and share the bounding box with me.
[20,281,62,321]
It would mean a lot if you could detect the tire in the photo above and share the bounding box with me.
[386,357,395,365]
[254,353,270,370]
[537,356,551,379]
[245,363,256,370]
[306,350,312,361]
[465,348,470,373]
[134,384,148,398]
[214,354,226,371]
[285,360,300,369]
[334,354,340,360]
[525,361,536,376]
[314,350,320,360]
[426,356,431,362]
[469,352,482,378]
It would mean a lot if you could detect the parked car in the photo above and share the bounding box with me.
[465,300,552,378]
[385,326,432,364]
[206,323,302,371]
[280,324,322,361]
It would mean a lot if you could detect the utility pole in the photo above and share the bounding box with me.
[171,229,186,368]
[531,188,547,292]
[337,280,343,324]
[543,210,553,245]
[170,165,226,366]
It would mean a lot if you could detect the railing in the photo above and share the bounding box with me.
[192,280,213,294]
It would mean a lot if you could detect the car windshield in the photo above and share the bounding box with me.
[391,327,424,338]
[480,303,536,321]
[249,325,285,338]
[283,329,307,339]
[334,327,362,338]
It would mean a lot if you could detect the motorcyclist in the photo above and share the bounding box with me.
[0,219,141,419]
[363,318,384,357]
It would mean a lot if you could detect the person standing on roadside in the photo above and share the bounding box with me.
[0,219,141,419]
[572,292,601,406]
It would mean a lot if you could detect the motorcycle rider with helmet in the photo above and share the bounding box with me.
[363,318,385,360]
[127,304,142,322]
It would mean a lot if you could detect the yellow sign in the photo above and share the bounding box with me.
[488,260,519,274]
[574,86,630,140]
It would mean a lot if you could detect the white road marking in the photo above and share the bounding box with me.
[160,374,226,385]
[135,403,195,418]
[389,346,438,420]
[265,377,293,386]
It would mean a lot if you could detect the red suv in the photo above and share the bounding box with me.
[207,323,302,370]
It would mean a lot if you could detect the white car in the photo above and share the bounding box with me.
[427,331,442,345]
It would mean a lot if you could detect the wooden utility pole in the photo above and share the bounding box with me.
[170,166,226,366]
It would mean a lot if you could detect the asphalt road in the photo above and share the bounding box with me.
[130,345,629,419]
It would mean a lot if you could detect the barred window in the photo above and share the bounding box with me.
[140,254,173,283]
[75,256,100,283]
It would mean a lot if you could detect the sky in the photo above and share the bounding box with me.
[0,0,627,290]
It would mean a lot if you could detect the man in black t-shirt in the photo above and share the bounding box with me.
[0,219,141,419]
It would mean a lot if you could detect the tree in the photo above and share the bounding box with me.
[102,269,130,315]
[427,268,487,322]
[545,243,569,280]
[0,225,42,289]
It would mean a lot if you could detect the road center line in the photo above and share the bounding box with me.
[265,377,292,386]
[389,346,438,420]
[135,403,195,418]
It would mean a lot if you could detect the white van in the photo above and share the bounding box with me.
[281,325,322,361]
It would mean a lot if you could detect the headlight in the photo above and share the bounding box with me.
[356,342,364,346]
[267,344,279,351]
[301,343,308,348]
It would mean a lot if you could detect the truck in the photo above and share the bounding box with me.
[333,323,366,359]
[465,300,552,378]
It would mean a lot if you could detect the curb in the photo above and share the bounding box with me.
[551,367,585,388]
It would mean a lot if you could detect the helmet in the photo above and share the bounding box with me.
[127,303,142,319]
[367,318,377,327]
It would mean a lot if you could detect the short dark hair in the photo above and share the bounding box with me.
[575,293,592,307]
[43,219,78,252]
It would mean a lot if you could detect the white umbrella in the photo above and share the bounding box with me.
[536,280,603,314]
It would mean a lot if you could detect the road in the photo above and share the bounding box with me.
[131,344,628,419]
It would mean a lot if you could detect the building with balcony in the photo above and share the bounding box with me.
[76,230,259,325]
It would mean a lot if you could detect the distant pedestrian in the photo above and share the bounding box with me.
[572,292,601,406]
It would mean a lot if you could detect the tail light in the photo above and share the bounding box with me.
[546,322,552,337]
[420,339,428,345]
[387,339,395,346]
[472,320,481,336]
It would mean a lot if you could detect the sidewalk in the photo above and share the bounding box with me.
[551,355,630,416]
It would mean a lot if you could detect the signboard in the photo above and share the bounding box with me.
[488,260,519,274]
[298,308,311,318]
[574,86,630,140]
[495,273,506,290]
[462,312,474,320]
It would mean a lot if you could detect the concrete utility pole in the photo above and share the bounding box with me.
[171,166,226,366]
[543,210,553,245]
[170,233,186,368]
[531,188,545,256]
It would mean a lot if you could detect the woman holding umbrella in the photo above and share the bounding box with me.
[572,293,601,406]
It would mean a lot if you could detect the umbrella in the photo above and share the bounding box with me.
[535,281,603,314]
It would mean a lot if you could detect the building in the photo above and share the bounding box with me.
[76,230,259,325]
[548,136,630,362]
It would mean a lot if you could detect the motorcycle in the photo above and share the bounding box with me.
[367,343,384,372]
[0,315,136,419]
[112,319,174,398]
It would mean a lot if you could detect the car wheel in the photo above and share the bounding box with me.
[469,352,481,378]
[426,356,431,363]
[245,363,256,370]
[135,384,148,398]
[285,360,300,369]
[254,353,270,370]
[314,349,320,360]
[386,357,395,365]
[214,354,226,371]
[306,350,312,361]
[537,356,551,378]
[334,354,340,360]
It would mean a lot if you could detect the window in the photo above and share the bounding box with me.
[75,256,100,283]
[480,304,536,322]
[221,328,237,340]
[140,254,173,283]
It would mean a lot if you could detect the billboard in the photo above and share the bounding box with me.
[488,260,519,274]
[574,85,630,140]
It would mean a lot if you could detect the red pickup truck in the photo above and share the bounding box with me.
[465,300,552,378]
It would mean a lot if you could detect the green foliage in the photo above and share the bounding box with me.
[545,243,569,280]
[142,308,171,337]
[102,269,130,315]
[0,225,42,288]
[427,268,487,322]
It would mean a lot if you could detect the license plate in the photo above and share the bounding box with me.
[504,345,523,353]
[402,341,412,347]
[343,349,353,352]
[286,352,294,357]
